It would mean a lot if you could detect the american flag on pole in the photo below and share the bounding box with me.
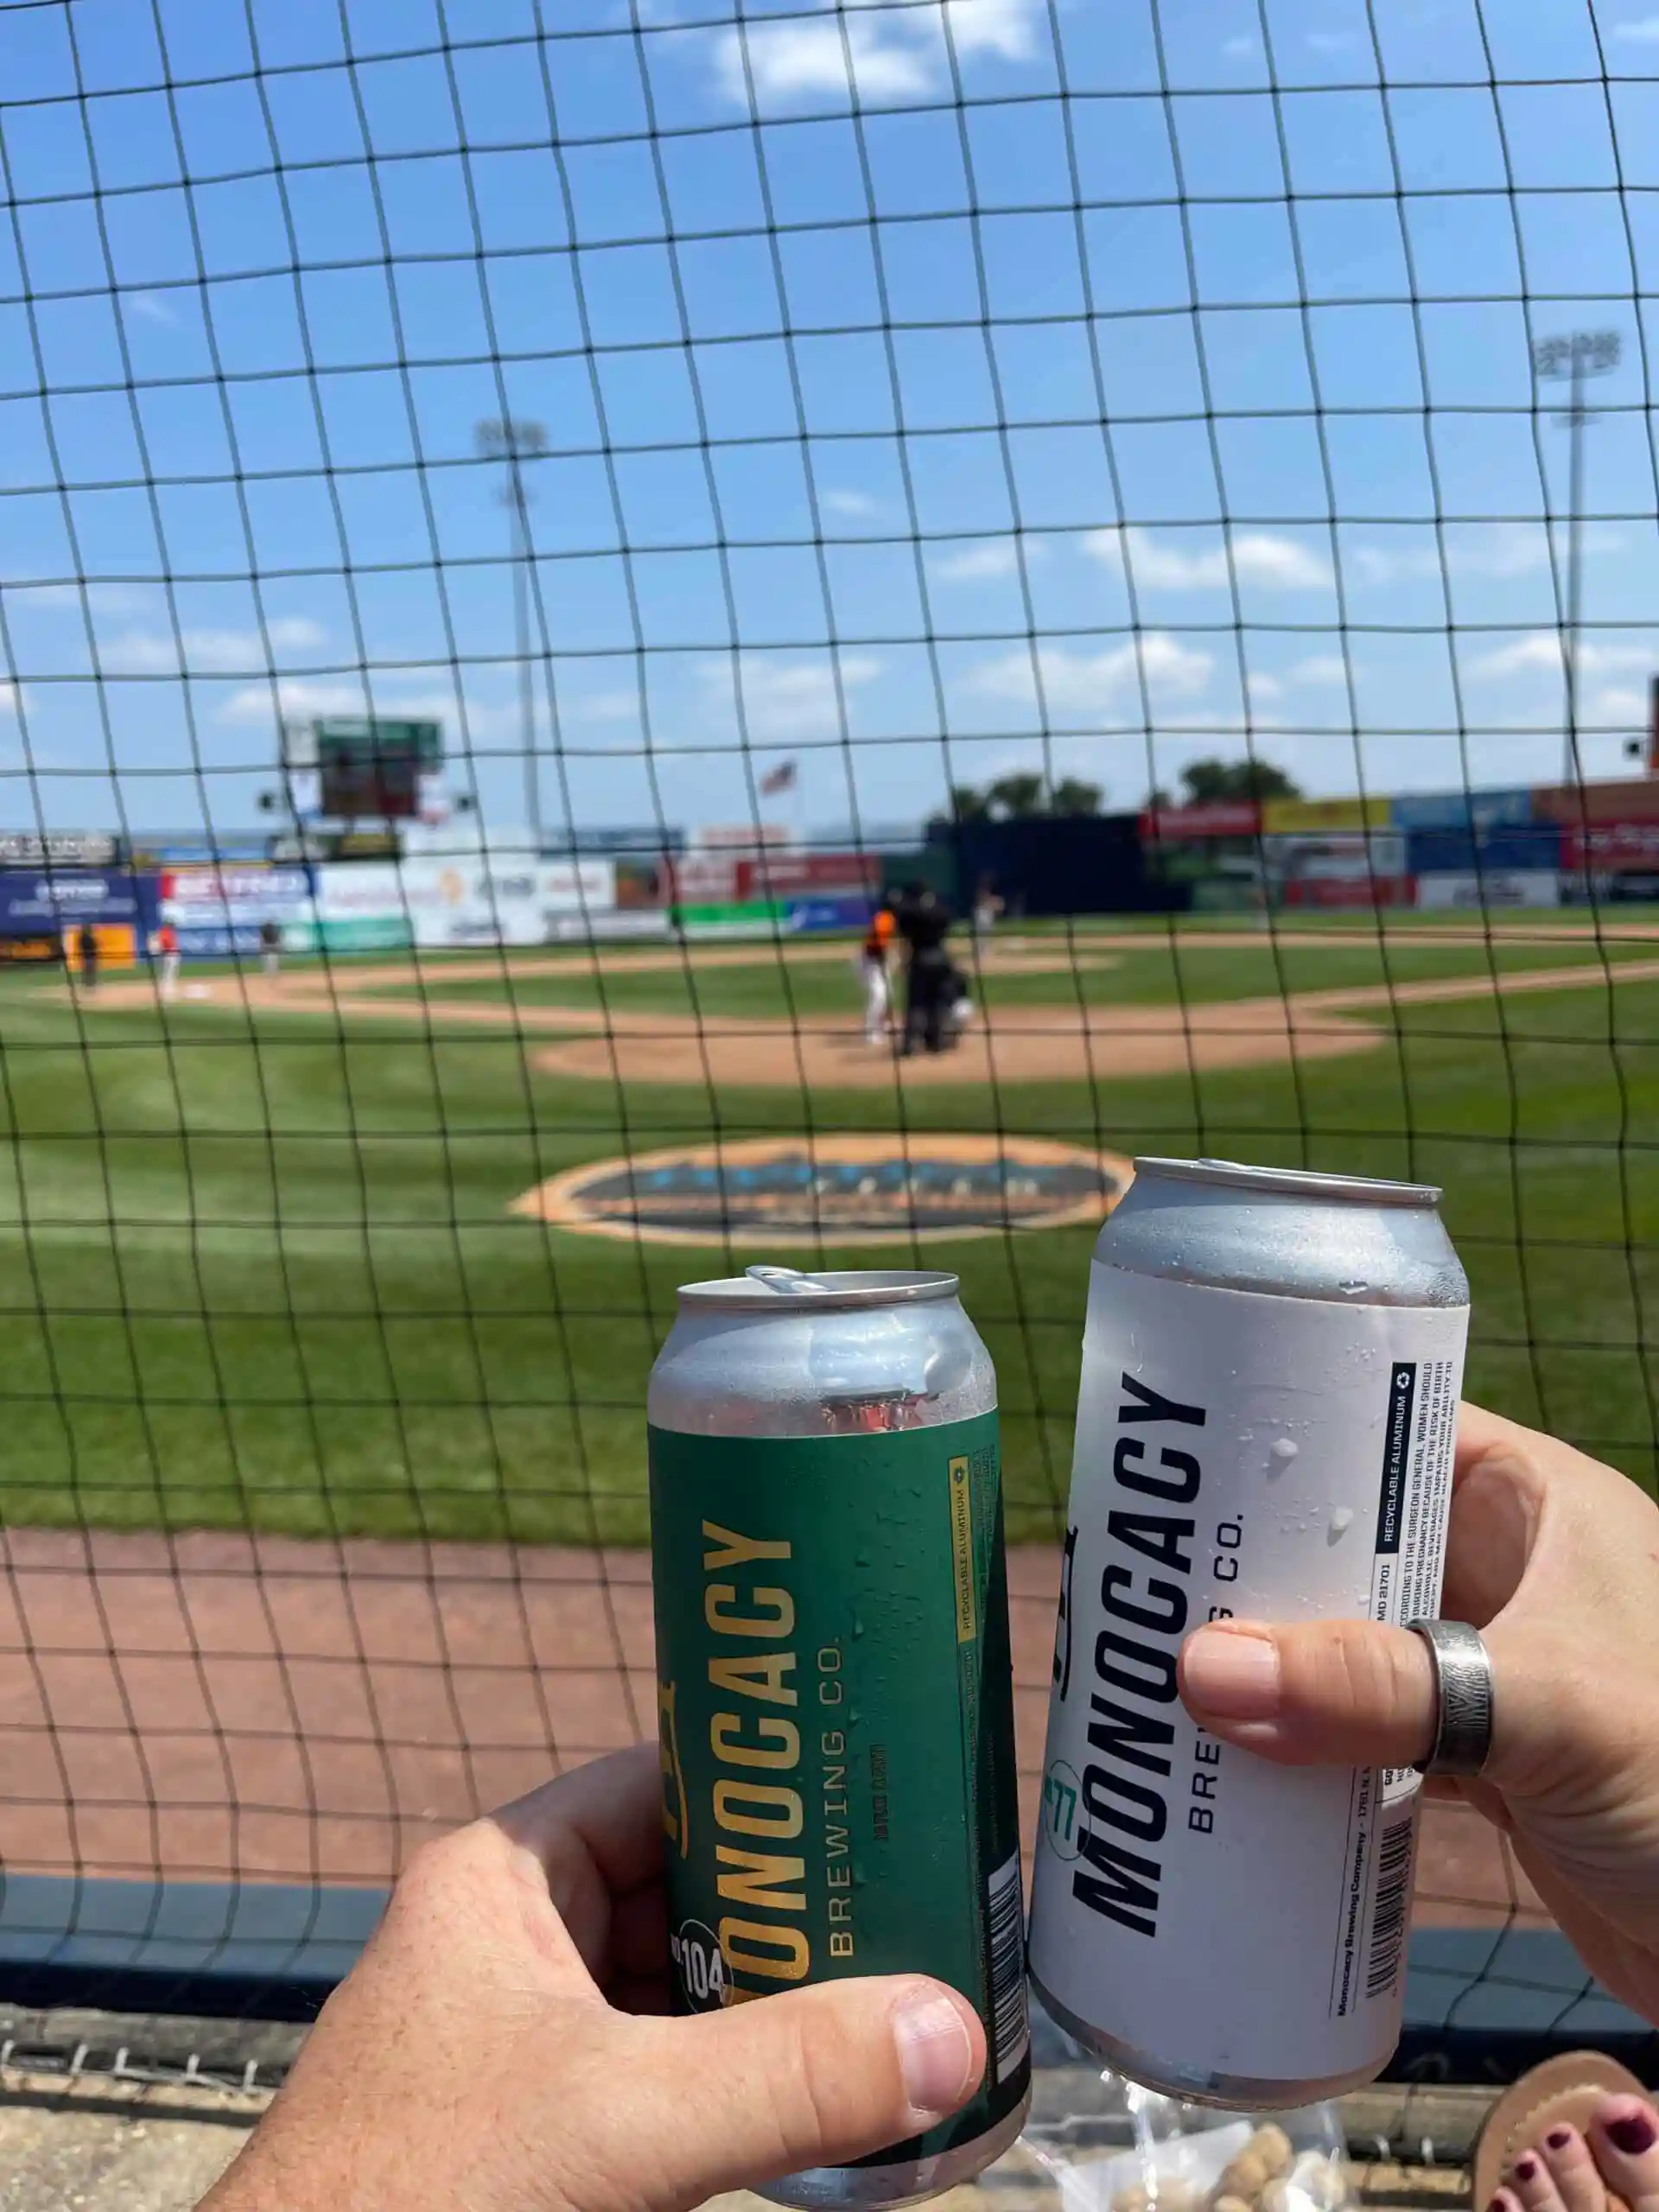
[760,760,798,796]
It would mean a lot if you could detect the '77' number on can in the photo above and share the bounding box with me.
[1042,1759,1082,1862]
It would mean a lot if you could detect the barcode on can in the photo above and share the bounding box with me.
[1364,1817,1414,1999]
[986,1851,1030,2082]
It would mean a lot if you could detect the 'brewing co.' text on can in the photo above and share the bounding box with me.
[1027,1160,1471,2109]
[648,1266,1031,2209]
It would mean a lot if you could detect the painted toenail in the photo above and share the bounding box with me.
[1546,2130,1572,2151]
[1515,2157,1539,2181]
[1606,2113,1657,2157]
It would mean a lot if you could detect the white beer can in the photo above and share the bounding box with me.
[1027,1158,1470,2107]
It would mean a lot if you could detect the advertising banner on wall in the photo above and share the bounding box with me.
[1138,801,1262,842]
[0,869,157,938]
[676,899,786,939]
[692,824,793,850]
[737,852,881,899]
[0,832,118,867]
[614,860,666,909]
[544,909,673,943]
[666,853,741,905]
[1416,871,1561,909]
[1262,796,1392,834]
[288,863,413,953]
[671,894,874,939]
[783,893,876,933]
[1263,832,1408,883]
[1280,875,1414,910]
[1389,787,1535,833]
[540,825,686,856]
[396,857,616,947]
[162,865,314,957]
[133,839,272,867]
[1404,827,1561,877]
[1535,778,1659,827]
[1562,822,1659,871]
[66,925,139,971]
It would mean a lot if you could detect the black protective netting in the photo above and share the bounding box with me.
[0,0,1654,2075]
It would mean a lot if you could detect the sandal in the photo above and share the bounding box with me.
[1472,2051,1649,2210]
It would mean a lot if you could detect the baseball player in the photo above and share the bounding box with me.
[156,920,181,1001]
[861,900,896,1046]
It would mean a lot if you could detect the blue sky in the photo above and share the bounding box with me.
[3,0,1659,841]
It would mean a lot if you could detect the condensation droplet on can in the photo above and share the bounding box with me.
[1329,1505,1355,1539]
[1269,1437,1298,1461]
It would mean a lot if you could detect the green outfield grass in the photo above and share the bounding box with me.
[0,936,1653,1547]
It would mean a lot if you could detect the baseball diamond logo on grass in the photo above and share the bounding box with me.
[511,1135,1134,1244]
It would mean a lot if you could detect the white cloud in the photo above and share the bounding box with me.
[1084,525,1330,591]
[123,291,176,326]
[973,632,1213,715]
[1465,632,1653,679]
[1589,684,1649,721]
[940,0,1039,60]
[1349,523,1624,587]
[1158,711,1255,735]
[1612,14,1659,37]
[931,536,1046,582]
[717,17,930,102]
[569,690,644,725]
[715,0,1040,111]
[1466,635,1564,679]
[1349,543,1440,586]
[215,675,476,729]
[698,652,882,741]
[1289,654,1351,685]
[1305,29,1360,52]
[1559,638,1649,674]
[823,489,879,518]
[1452,525,1564,579]
[0,681,20,718]
[3,581,153,614]
[1246,672,1285,702]
[3,582,86,611]
[103,617,326,677]
[1222,34,1257,56]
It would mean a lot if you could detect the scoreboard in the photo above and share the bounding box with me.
[310,719,443,822]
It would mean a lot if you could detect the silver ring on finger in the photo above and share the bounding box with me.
[1405,1618,1496,1778]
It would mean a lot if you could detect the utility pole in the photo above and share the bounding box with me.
[1531,329,1620,790]
[476,415,549,845]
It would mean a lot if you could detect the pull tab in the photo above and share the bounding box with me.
[745,1264,825,1294]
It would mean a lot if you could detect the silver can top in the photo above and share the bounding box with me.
[1104,1154,1465,1306]
[676,1265,962,1314]
[1135,1156,1442,1210]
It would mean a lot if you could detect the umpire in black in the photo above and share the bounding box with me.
[893,880,953,1056]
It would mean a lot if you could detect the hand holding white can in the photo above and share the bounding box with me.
[1027,1158,1471,2108]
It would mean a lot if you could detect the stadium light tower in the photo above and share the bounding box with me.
[1532,329,1621,790]
[477,415,550,843]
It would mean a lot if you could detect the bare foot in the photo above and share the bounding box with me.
[1491,2094,1659,2212]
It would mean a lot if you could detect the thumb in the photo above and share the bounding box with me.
[603,1975,986,2207]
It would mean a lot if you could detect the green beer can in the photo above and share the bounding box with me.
[648,1266,1031,2209]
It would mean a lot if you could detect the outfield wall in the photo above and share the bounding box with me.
[1138,779,1659,913]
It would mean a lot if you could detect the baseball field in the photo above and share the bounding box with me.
[7,910,1655,1552]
